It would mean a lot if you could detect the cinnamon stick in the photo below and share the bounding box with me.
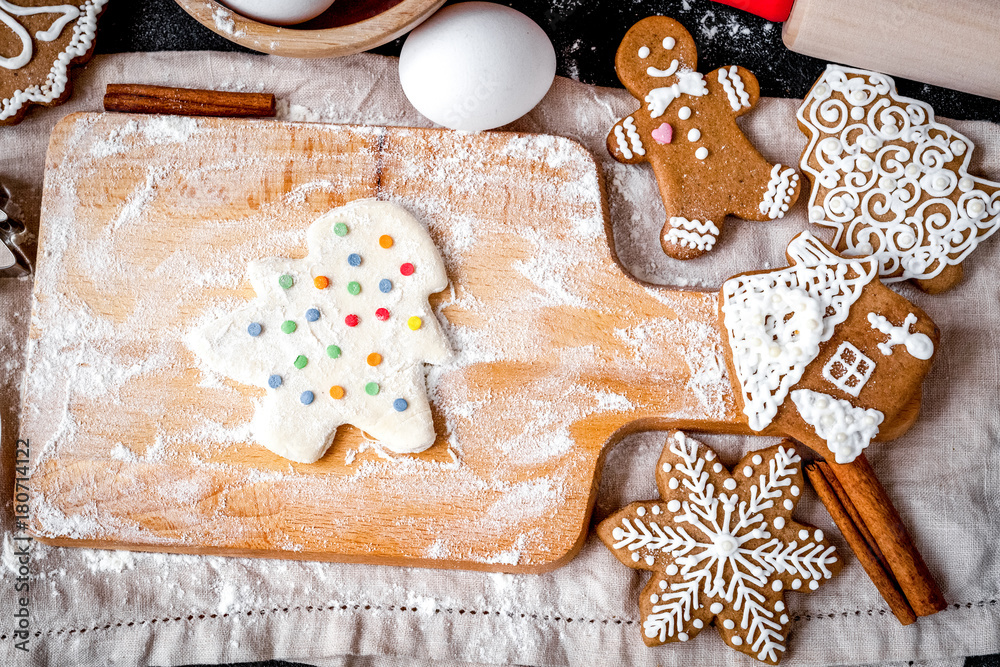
[104,84,276,118]
[803,461,917,626]
[817,460,887,568]
[827,454,947,617]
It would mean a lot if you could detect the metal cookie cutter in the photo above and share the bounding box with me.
[0,183,31,277]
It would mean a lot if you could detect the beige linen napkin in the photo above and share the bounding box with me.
[0,52,998,667]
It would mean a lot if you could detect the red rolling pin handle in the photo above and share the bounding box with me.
[710,0,794,22]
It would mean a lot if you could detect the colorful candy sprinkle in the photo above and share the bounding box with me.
[306,308,320,322]
[294,355,308,369]
[379,279,392,293]
[407,316,422,330]
[393,398,408,412]
[279,274,294,289]
[375,308,390,321]
[367,353,382,366]
[334,222,348,237]
[400,263,415,276]
[314,276,329,289]
[281,320,297,334]
[348,281,361,295]
[365,382,380,396]
[379,235,394,248]
[330,386,345,400]
[300,391,315,405]
[268,374,282,389]
[247,322,262,337]
[348,253,362,267]
[326,344,342,358]
[345,314,359,327]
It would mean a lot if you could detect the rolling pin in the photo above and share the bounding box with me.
[713,0,1000,101]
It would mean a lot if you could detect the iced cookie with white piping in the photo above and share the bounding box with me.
[0,0,108,126]
[607,16,800,260]
[718,231,938,464]
[597,431,841,664]
[797,65,1000,293]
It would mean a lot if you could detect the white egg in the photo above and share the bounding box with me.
[219,0,336,26]
[399,2,556,131]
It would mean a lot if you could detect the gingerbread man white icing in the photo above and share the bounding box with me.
[188,200,451,463]
[607,16,801,260]
[797,65,1000,293]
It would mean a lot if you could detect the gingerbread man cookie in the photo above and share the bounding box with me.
[597,431,840,664]
[607,16,801,260]
[718,231,939,463]
[0,0,108,125]
[189,200,451,463]
[798,65,1000,293]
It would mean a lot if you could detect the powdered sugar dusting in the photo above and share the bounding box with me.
[22,114,737,569]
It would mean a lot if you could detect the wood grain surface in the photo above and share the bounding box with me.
[22,112,752,572]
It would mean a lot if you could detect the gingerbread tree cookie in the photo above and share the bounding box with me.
[597,431,840,664]
[0,0,108,125]
[607,16,801,260]
[188,200,452,464]
[798,65,1000,293]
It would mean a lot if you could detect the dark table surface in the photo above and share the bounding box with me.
[87,2,1000,666]
[98,0,1000,123]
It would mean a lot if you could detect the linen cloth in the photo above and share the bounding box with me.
[0,52,998,667]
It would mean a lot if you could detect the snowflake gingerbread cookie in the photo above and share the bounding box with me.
[0,0,109,125]
[718,231,939,464]
[188,200,452,464]
[597,432,840,664]
[797,65,1000,293]
[607,16,801,260]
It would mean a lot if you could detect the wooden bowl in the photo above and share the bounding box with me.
[174,0,446,58]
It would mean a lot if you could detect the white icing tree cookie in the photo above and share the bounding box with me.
[188,200,451,463]
[797,65,1000,293]
[597,432,840,664]
[718,232,938,464]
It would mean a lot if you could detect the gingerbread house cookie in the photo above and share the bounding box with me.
[597,431,841,664]
[607,16,801,260]
[718,231,939,463]
[0,0,108,126]
[798,65,1000,293]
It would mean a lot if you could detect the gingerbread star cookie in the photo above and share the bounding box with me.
[607,16,801,260]
[0,0,109,126]
[798,65,1000,293]
[597,431,840,664]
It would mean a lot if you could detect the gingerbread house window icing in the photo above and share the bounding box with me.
[821,341,874,397]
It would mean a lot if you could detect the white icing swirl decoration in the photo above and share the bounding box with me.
[600,433,839,661]
[644,70,708,118]
[663,217,719,252]
[790,389,883,464]
[797,65,1000,284]
[867,312,934,359]
[721,231,876,431]
[0,0,107,121]
[759,165,799,220]
[718,66,750,111]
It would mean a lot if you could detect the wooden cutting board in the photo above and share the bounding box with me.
[22,112,747,572]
